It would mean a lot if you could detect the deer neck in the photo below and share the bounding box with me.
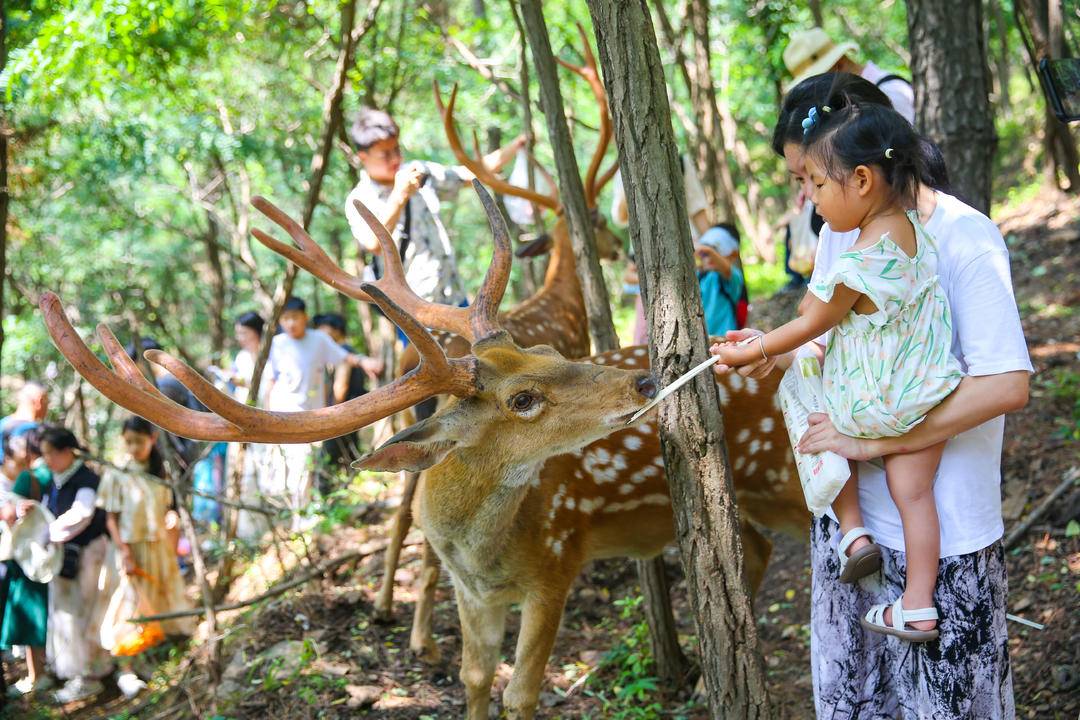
[541,222,582,295]
[418,450,541,594]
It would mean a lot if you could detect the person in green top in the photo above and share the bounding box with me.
[0,428,53,697]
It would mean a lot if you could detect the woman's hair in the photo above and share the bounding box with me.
[773,72,950,193]
[121,416,165,479]
[349,107,399,151]
[235,311,265,337]
[802,102,925,209]
[39,426,84,453]
[313,312,346,335]
[2,426,41,461]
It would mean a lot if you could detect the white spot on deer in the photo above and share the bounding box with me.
[736,428,751,444]
[565,497,576,510]
[578,497,604,514]
[728,374,744,391]
[762,440,773,452]
[641,494,669,506]
[574,469,584,480]
[623,435,643,451]
[630,465,659,484]
[552,540,563,557]
[780,466,792,483]
[634,348,647,357]
[746,460,758,476]
[603,499,642,514]
[652,455,664,469]
[610,353,623,362]
[638,423,653,435]
[623,357,637,367]
[772,394,781,410]
[748,439,761,455]
[545,535,553,547]
[734,455,747,471]
[715,382,729,404]
[745,377,759,395]
[594,356,607,365]
[759,417,775,433]
[619,483,634,495]
[583,447,619,484]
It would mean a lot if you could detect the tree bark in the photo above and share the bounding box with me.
[0,1,8,370]
[200,213,228,360]
[905,0,997,213]
[586,2,773,717]
[519,0,619,354]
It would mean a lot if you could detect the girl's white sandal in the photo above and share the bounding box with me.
[837,526,882,584]
[861,597,940,642]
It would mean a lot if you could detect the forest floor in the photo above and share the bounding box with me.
[4,193,1078,720]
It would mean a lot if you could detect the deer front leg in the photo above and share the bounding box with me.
[375,470,420,619]
[409,539,442,663]
[502,589,570,719]
[455,590,509,720]
[740,518,774,599]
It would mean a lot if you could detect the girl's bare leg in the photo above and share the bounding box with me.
[832,461,870,554]
[27,646,46,681]
[883,441,947,631]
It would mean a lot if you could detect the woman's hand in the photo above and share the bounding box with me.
[712,329,777,378]
[797,413,877,461]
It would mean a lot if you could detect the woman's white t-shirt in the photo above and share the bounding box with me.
[810,192,1033,557]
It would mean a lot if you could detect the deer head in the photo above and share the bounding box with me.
[40,183,655,453]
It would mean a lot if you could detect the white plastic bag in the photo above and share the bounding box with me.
[777,348,851,516]
[788,201,818,276]
[503,148,555,226]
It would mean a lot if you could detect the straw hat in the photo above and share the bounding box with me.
[4,502,63,583]
[783,28,858,91]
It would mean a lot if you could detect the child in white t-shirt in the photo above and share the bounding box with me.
[265,297,382,526]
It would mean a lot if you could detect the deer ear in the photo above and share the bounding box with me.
[352,418,457,473]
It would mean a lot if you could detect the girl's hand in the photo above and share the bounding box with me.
[163,510,180,531]
[709,340,753,370]
[797,413,876,461]
[712,330,776,378]
[15,500,36,518]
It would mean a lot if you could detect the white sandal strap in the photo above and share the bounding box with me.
[895,602,939,624]
[865,603,889,627]
[837,526,873,569]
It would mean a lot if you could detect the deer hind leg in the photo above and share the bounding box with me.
[455,591,509,720]
[409,539,442,663]
[375,470,420,619]
[503,590,570,719]
[740,519,774,599]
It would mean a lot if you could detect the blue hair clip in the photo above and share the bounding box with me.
[801,105,832,136]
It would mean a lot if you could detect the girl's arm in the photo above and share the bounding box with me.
[713,285,860,367]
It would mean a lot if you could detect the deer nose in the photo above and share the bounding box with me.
[636,374,658,399]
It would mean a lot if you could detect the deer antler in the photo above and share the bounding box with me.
[556,22,617,206]
[40,281,478,444]
[434,82,562,213]
[251,181,511,344]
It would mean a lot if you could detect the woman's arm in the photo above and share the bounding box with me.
[799,371,1030,460]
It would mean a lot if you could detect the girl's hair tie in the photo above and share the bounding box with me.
[884,148,895,159]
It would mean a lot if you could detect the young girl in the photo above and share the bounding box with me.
[98,416,193,697]
[712,102,962,642]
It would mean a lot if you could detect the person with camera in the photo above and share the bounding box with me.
[344,106,524,310]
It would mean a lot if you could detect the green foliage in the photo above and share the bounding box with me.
[1038,368,1080,441]
[579,595,665,719]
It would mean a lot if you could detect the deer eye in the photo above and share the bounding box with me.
[509,391,540,414]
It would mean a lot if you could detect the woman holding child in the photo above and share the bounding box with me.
[713,73,1030,718]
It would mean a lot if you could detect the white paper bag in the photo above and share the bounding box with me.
[777,349,851,516]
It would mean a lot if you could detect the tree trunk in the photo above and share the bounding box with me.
[0,1,8,371]
[906,0,997,213]
[809,0,824,27]
[585,2,773,717]
[201,213,228,360]
[519,0,619,354]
